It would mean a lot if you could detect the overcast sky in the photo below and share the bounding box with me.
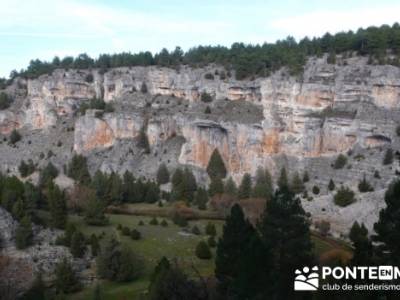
[1,0,399,77]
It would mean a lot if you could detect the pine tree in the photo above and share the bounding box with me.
[290,171,305,194]
[182,168,197,202]
[258,187,313,299]
[92,284,103,300]
[90,234,100,257]
[140,82,148,93]
[358,174,374,193]
[23,272,46,300]
[84,193,108,225]
[224,177,238,197]
[39,162,59,187]
[206,149,227,179]
[215,204,256,296]
[15,215,33,249]
[137,127,150,154]
[67,154,91,185]
[238,173,252,199]
[70,231,86,258]
[55,258,81,294]
[383,148,393,165]
[208,176,224,197]
[328,179,335,191]
[156,163,170,185]
[195,241,212,259]
[303,171,310,183]
[205,222,216,236]
[252,167,273,200]
[171,168,184,201]
[194,187,208,210]
[277,167,289,190]
[374,180,400,265]
[47,182,67,229]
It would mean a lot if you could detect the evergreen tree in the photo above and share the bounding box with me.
[145,182,160,203]
[47,182,67,229]
[383,148,394,165]
[206,149,227,179]
[182,168,197,202]
[171,168,184,201]
[84,193,108,225]
[277,167,289,190]
[195,241,212,259]
[224,177,238,197]
[258,187,313,299]
[122,171,135,203]
[9,129,21,144]
[252,167,273,200]
[156,163,170,185]
[140,82,148,93]
[55,258,81,294]
[328,179,335,191]
[238,173,252,199]
[22,272,46,300]
[303,171,310,183]
[91,170,110,203]
[90,234,100,257]
[97,238,143,282]
[205,222,217,236]
[39,162,59,186]
[215,204,255,296]
[15,215,33,249]
[358,174,374,192]
[290,171,305,194]
[137,127,150,154]
[374,180,400,265]
[70,231,86,258]
[208,176,224,197]
[194,187,208,210]
[67,154,91,185]
[92,284,103,300]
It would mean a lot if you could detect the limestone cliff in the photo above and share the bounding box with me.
[1,54,400,234]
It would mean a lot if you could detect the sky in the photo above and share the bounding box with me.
[1,0,400,77]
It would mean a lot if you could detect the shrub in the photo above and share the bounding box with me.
[141,82,148,93]
[206,148,227,179]
[312,185,320,195]
[374,170,381,179]
[204,106,211,114]
[358,175,374,193]
[122,227,131,236]
[195,241,212,259]
[9,129,21,144]
[328,179,335,191]
[303,171,310,183]
[333,154,347,169]
[200,91,213,103]
[15,216,33,249]
[0,92,12,109]
[205,222,216,236]
[207,236,216,248]
[172,213,188,227]
[383,148,393,165]
[334,186,356,207]
[396,125,400,136]
[160,219,168,227]
[191,225,201,235]
[138,220,144,226]
[55,258,82,293]
[18,159,35,177]
[117,224,122,230]
[130,229,141,240]
[149,217,159,225]
[85,73,94,83]
[204,73,214,80]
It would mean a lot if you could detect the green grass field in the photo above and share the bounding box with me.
[67,210,351,300]
[68,214,224,300]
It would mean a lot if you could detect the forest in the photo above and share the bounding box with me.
[1,23,400,86]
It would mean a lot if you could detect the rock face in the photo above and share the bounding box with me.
[2,55,400,234]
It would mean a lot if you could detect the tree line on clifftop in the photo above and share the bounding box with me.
[1,23,400,86]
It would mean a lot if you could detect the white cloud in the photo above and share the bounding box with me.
[270,5,400,39]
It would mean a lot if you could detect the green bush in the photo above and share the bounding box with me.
[312,185,320,195]
[333,154,347,169]
[172,213,188,227]
[9,129,21,144]
[358,175,374,193]
[121,227,131,236]
[0,92,12,110]
[200,91,213,103]
[149,217,159,226]
[130,229,142,240]
[160,219,168,227]
[205,222,216,236]
[334,186,356,207]
[195,241,212,259]
[207,236,216,248]
[328,179,335,191]
[383,148,393,165]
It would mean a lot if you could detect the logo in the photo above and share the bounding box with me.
[294,266,319,291]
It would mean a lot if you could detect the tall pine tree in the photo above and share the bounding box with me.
[206,149,227,179]
[238,173,252,199]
